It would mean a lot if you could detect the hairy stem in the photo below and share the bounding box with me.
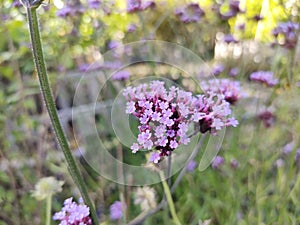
[25,7,99,225]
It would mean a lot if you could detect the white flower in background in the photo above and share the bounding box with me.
[199,219,211,225]
[32,176,64,200]
[134,186,157,211]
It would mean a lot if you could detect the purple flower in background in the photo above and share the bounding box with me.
[12,0,22,7]
[212,64,225,76]
[295,149,300,168]
[53,197,92,225]
[201,78,242,105]
[108,40,121,49]
[112,70,131,81]
[275,158,284,168]
[252,14,264,21]
[110,201,124,220]
[224,34,238,44]
[102,61,123,69]
[229,67,239,77]
[87,0,101,9]
[230,159,239,169]
[78,63,90,72]
[212,156,225,170]
[187,160,197,172]
[250,71,278,87]
[56,3,85,17]
[56,6,72,17]
[175,3,205,23]
[218,0,244,20]
[236,23,245,31]
[127,0,155,13]
[127,23,137,33]
[282,142,294,155]
[272,21,299,49]
[258,110,275,128]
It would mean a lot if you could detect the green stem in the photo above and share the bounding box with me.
[46,195,52,225]
[159,171,182,225]
[25,7,99,225]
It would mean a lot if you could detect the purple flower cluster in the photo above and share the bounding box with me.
[201,79,242,105]
[87,0,101,9]
[53,198,92,225]
[223,34,238,44]
[127,0,155,13]
[229,67,239,77]
[211,155,225,170]
[110,201,124,220]
[175,3,205,23]
[112,70,131,81]
[56,4,85,17]
[272,22,299,49]
[218,0,244,20]
[258,110,275,128]
[123,81,238,163]
[250,71,278,87]
[211,64,225,76]
[186,159,197,172]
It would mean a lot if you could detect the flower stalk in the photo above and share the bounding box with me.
[24,3,99,225]
[159,171,182,225]
[46,195,52,225]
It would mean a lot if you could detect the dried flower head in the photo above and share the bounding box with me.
[32,177,64,200]
[134,186,157,211]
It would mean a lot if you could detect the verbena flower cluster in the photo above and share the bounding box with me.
[272,21,299,49]
[53,198,92,225]
[250,71,278,87]
[123,81,238,163]
[201,79,242,105]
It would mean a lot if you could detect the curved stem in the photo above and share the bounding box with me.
[25,7,99,225]
[159,171,182,225]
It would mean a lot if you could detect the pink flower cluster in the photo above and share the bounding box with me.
[201,79,242,105]
[123,81,238,163]
[250,71,278,87]
[53,198,92,225]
